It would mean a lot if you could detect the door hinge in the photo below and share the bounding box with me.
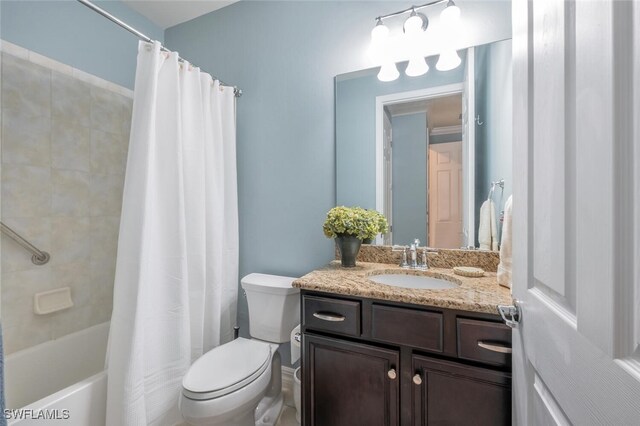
[498,300,521,328]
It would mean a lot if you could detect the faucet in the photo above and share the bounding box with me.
[409,240,420,268]
[392,245,409,268]
[397,238,439,270]
[419,247,433,269]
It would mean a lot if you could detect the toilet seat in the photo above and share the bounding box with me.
[182,338,271,401]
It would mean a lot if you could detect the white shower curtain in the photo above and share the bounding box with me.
[106,41,239,426]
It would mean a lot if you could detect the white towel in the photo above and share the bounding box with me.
[497,195,513,289]
[478,200,498,251]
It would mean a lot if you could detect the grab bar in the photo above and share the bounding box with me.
[0,221,50,265]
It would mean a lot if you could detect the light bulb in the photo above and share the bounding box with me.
[371,21,389,43]
[441,0,461,25]
[405,56,429,77]
[404,15,423,35]
[378,62,400,82]
[436,49,461,71]
[369,20,390,64]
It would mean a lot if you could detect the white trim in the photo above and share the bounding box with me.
[375,83,465,245]
[464,47,476,249]
[431,125,463,135]
[0,39,134,98]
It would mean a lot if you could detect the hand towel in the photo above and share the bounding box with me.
[490,201,499,251]
[498,195,513,289]
[478,199,498,251]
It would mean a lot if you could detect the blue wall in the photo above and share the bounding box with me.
[0,0,163,89]
[166,1,413,342]
[392,112,427,245]
[336,57,465,210]
[165,1,512,360]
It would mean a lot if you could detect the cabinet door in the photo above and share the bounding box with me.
[303,333,400,426]
[412,355,511,426]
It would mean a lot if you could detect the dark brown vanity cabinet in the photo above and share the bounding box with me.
[301,291,512,426]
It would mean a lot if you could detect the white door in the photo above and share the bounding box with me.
[512,0,640,424]
[428,141,462,249]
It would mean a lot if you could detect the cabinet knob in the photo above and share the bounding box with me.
[387,368,397,380]
[413,374,423,385]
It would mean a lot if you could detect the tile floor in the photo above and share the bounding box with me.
[276,405,299,426]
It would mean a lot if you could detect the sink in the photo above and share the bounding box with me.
[368,273,459,289]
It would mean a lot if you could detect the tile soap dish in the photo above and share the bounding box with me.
[34,287,74,315]
[453,266,485,278]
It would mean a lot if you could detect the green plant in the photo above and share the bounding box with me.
[323,206,388,241]
[366,209,389,239]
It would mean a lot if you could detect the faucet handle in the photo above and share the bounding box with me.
[392,245,409,267]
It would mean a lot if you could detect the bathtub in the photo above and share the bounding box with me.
[5,322,109,426]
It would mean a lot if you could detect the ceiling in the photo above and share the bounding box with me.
[386,94,462,131]
[122,0,240,29]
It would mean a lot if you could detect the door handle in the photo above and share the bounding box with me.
[477,340,512,354]
[312,312,346,322]
[387,368,397,380]
[498,299,521,328]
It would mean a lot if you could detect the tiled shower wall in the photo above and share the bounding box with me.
[1,44,132,354]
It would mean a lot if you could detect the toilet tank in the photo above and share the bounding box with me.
[241,273,300,343]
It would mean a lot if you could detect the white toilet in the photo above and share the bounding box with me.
[179,273,300,426]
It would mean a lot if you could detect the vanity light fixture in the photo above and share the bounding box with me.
[436,0,462,70]
[378,61,401,82]
[404,9,429,77]
[371,0,462,81]
[370,18,400,81]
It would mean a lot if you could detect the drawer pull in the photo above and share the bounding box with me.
[477,340,512,354]
[413,374,423,385]
[387,368,397,380]
[313,312,346,322]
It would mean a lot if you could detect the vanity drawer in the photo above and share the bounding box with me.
[371,304,443,352]
[302,295,361,337]
[457,318,512,368]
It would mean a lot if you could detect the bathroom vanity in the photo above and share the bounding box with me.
[294,260,512,426]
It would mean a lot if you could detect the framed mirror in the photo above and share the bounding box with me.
[336,39,512,249]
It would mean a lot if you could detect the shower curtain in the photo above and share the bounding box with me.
[106,41,238,426]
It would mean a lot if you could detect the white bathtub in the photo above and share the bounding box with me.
[5,322,109,426]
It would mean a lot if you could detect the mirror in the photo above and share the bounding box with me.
[336,39,512,249]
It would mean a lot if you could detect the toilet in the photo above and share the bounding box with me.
[179,273,300,426]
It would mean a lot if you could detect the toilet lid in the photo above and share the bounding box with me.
[182,338,271,400]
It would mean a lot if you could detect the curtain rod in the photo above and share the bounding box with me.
[75,0,242,97]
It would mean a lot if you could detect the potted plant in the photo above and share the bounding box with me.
[362,210,389,244]
[323,206,387,267]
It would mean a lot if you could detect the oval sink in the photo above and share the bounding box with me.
[368,273,459,289]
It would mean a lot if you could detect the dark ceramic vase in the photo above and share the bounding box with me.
[335,234,362,268]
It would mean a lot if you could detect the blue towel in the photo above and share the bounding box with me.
[0,325,6,426]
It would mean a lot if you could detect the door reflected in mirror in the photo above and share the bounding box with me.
[336,39,512,249]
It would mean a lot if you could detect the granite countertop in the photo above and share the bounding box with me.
[292,261,512,315]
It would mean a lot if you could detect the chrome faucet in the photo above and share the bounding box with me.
[396,238,439,270]
[421,246,440,269]
[409,241,419,268]
[392,245,409,267]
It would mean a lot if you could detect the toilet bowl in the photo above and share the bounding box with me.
[180,273,299,426]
